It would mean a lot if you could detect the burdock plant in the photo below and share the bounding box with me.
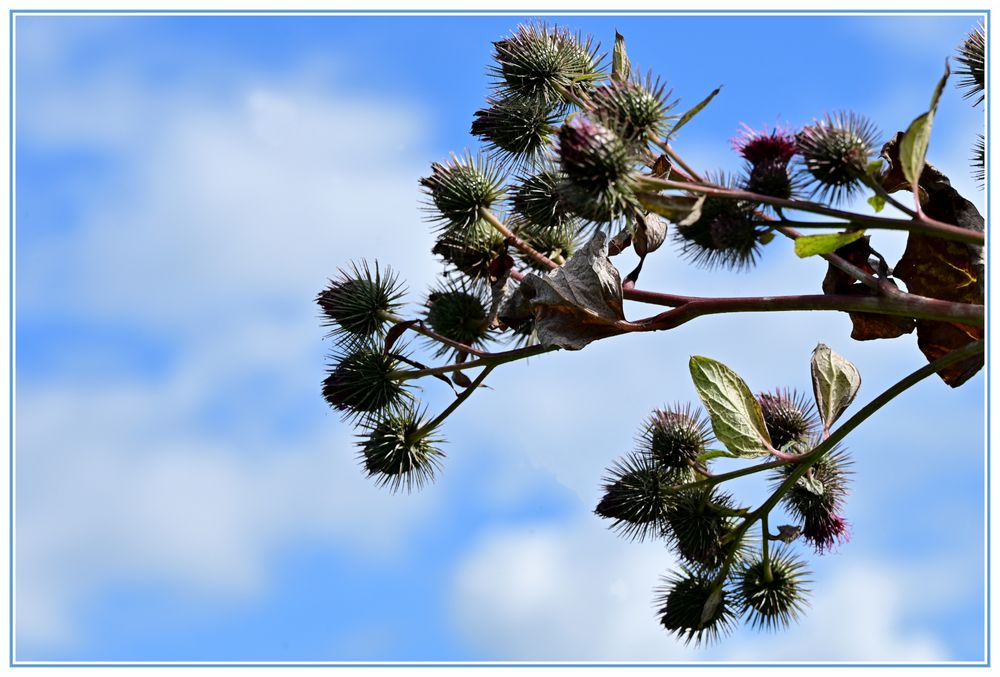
[317,21,985,645]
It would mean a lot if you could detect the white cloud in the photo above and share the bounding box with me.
[15,68,446,654]
[16,383,442,652]
[450,518,699,662]
[450,520,955,662]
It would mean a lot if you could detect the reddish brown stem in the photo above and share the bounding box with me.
[620,293,982,332]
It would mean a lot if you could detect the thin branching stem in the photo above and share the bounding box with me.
[624,293,983,330]
[636,175,984,246]
[480,208,559,271]
[377,310,490,357]
[391,344,557,381]
[418,365,496,436]
[712,339,985,580]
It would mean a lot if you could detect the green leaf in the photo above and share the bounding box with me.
[900,61,950,197]
[696,448,741,463]
[796,474,825,496]
[612,31,631,82]
[689,356,772,458]
[758,230,776,245]
[668,86,722,137]
[867,194,886,213]
[865,159,886,178]
[810,343,862,432]
[794,230,866,258]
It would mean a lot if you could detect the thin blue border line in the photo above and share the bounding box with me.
[2,662,993,668]
[8,7,13,670]
[985,8,992,669]
[5,7,990,669]
[4,7,991,13]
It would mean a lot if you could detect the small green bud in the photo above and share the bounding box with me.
[587,76,675,145]
[735,547,811,630]
[515,220,580,270]
[322,347,408,422]
[955,22,985,106]
[640,405,712,469]
[663,489,741,570]
[674,172,763,271]
[491,23,603,107]
[510,169,577,231]
[594,452,695,542]
[316,261,405,346]
[358,405,445,492]
[432,221,508,283]
[757,389,817,451]
[471,97,559,167]
[796,112,880,203]
[656,569,736,645]
[420,153,505,235]
[424,282,492,356]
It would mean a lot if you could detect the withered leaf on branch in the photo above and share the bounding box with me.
[500,232,626,350]
[880,133,984,387]
[624,211,668,286]
[821,235,915,341]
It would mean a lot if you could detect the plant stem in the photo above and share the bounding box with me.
[668,458,791,495]
[761,513,773,583]
[635,176,984,246]
[645,142,881,289]
[861,173,918,218]
[378,310,490,357]
[480,208,559,271]
[391,344,557,381]
[418,365,496,436]
[625,293,983,330]
[770,224,881,290]
[646,135,698,181]
[719,339,984,568]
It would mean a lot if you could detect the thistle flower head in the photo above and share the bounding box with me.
[514,219,580,270]
[424,281,493,357]
[664,488,741,570]
[735,547,811,630]
[639,404,713,469]
[775,445,853,553]
[796,112,880,203]
[357,405,445,493]
[803,512,850,553]
[559,116,631,184]
[323,346,409,422]
[745,159,803,201]
[973,133,985,187]
[491,23,603,107]
[557,117,639,225]
[471,97,560,168]
[432,221,508,283]
[956,22,985,106]
[731,123,798,166]
[674,173,763,271]
[757,389,818,451]
[656,569,737,645]
[587,75,676,145]
[420,153,506,235]
[511,169,578,231]
[594,451,695,542]
[316,261,405,346]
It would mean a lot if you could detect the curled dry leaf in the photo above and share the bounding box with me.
[881,133,984,387]
[821,235,915,341]
[500,232,626,350]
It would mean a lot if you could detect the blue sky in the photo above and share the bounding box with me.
[13,12,987,663]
